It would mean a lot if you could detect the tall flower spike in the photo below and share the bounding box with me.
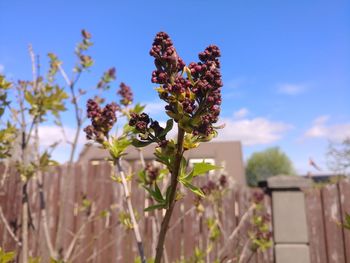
[118,82,133,106]
[150,32,185,84]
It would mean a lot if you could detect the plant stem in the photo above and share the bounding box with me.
[238,239,253,263]
[138,149,169,263]
[21,182,29,263]
[37,173,57,258]
[154,127,185,263]
[115,158,146,263]
[55,65,82,256]
[0,206,22,246]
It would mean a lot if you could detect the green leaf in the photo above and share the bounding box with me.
[180,161,221,183]
[131,138,153,148]
[180,179,205,197]
[191,162,221,176]
[0,248,15,263]
[343,212,350,230]
[132,103,146,114]
[108,136,131,159]
[143,184,164,203]
[24,91,35,105]
[158,119,173,138]
[191,162,221,177]
[154,183,163,201]
[138,170,147,184]
[144,204,166,212]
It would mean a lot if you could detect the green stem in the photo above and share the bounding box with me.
[154,126,185,263]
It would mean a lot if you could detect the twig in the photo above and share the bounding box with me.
[116,158,146,263]
[37,172,57,259]
[64,205,96,262]
[69,221,120,262]
[55,64,83,255]
[21,182,29,263]
[86,237,118,262]
[213,203,228,242]
[218,204,256,258]
[238,239,253,263]
[168,206,195,232]
[0,206,22,246]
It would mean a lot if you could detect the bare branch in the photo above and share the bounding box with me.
[64,205,96,262]
[116,158,146,263]
[218,203,256,258]
[0,206,22,246]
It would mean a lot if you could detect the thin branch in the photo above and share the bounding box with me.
[21,183,29,263]
[218,204,256,258]
[0,206,22,246]
[58,65,72,87]
[116,158,146,263]
[28,44,37,87]
[238,239,253,263]
[37,172,57,259]
[55,64,82,254]
[69,220,120,262]
[64,206,96,262]
[168,206,195,232]
[213,203,228,242]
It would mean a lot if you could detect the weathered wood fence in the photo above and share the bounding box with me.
[303,179,350,263]
[0,163,349,263]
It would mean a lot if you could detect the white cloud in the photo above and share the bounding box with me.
[233,108,249,119]
[277,83,306,95]
[144,101,166,116]
[0,64,4,73]
[304,116,350,142]
[216,117,292,145]
[38,125,86,147]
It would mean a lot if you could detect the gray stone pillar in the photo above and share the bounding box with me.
[267,175,312,263]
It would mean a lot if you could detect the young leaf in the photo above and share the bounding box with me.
[131,138,153,148]
[143,185,164,204]
[179,179,205,197]
[158,119,173,138]
[191,162,221,177]
[144,203,166,212]
[343,212,350,230]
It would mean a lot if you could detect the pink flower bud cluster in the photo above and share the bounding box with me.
[150,32,223,137]
[117,82,133,106]
[84,99,119,143]
[129,112,168,147]
[144,163,160,185]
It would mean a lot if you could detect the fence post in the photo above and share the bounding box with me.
[267,175,312,263]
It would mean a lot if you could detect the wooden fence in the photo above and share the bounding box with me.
[303,179,350,263]
[0,163,349,263]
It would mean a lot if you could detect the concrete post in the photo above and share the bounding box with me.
[267,175,312,263]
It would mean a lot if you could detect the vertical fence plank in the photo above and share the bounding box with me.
[322,183,346,263]
[5,167,22,252]
[183,191,201,260]
[338,179,350,263]
[165,201,182,262]
[304,187,327,263]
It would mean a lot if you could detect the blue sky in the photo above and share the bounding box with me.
[0,0,349,174]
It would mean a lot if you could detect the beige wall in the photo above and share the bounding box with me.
[78,141,246,185]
